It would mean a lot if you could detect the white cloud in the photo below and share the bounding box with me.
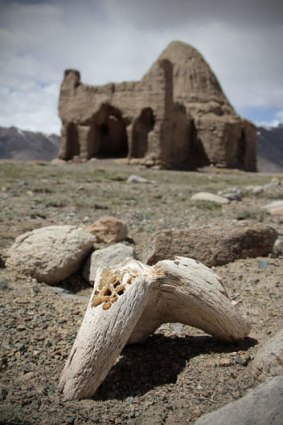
[256,110,283,128]
[0,0,283,133]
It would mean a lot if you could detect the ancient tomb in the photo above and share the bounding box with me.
[58,41,257,171]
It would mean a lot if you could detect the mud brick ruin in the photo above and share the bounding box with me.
[58,41,257,170]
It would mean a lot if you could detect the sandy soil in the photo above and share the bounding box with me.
[0,160,282,425]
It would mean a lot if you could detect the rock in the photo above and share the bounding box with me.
[6,225,96,285]
[82,243,136,282]
[194,375,283,425]
[51,158,66,165]
[58,41,256,171]
[262,200,283,216]
[273,235,283,256]
[270,207,283,216]
[127,175,151,184]
[246,178,282,195]
[217,188,242,201]
[191,192,229,205]
[20,372,36,382]
[0,252,5,268]
[247,185,264,195]
[219,358,233,367]
[0,279,9,290]
[86,217,128,243]
[143,221,277,267]
[252,329,283,378]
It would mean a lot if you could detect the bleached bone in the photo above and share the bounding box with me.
[59,257,250,401]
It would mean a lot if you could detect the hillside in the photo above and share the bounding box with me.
[0,126,60,161]
[257,124,283,172]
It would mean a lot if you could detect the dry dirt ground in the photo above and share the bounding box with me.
[0,159,282,425]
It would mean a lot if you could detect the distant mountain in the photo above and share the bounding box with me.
[257,124,283,173]
[0,126,60,160]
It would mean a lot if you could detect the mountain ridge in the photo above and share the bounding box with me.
[0,126,60,161]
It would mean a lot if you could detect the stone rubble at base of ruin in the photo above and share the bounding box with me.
[58,41,257,171]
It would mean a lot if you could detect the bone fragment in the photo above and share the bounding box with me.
[59,257,250,400]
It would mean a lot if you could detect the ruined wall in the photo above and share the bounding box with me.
[58,40,257,171]
[58,59,175,166]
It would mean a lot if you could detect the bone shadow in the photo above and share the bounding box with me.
[93,333,257,401]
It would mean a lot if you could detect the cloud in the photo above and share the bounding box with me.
[0,0,282,133]
[255,109,283,128]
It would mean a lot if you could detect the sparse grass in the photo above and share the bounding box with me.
[190,200,223,210]
[235,209,268,222]
[0,160,282,252]
[45,200,68,208]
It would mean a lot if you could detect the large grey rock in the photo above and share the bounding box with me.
[7,226,96,284]
[82,243,136,283]
[194,376,283,425]
[143,221,277,267]
[253,329,283,378]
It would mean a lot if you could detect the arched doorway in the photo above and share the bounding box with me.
[236,130,247,169]
[131,108,155,158]
[65,122,79,160]
[91,104,128,157]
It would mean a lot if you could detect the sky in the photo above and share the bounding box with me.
[0,0,283,134]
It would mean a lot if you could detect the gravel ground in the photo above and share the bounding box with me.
[0,160,282,425]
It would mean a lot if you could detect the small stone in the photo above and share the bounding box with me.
[235,355,251,366]
[79,399,95,410]
[0,279,9,290]
[191,192,229,205]
[87,217,128,244]
[273,236,283,257]
[0,387,8,401]
[257,260,269,269]
[218,188,242,201]
[17,324,26,331]
[127,175,151,184]
[262,200,283,216]
[21,371,36,382]
[219,358,233,367]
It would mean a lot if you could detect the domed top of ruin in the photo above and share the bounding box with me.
[151,40,233,112]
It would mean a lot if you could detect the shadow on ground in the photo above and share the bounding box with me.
[94,333,257,400]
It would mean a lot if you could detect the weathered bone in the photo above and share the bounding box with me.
[59,257,250,401]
